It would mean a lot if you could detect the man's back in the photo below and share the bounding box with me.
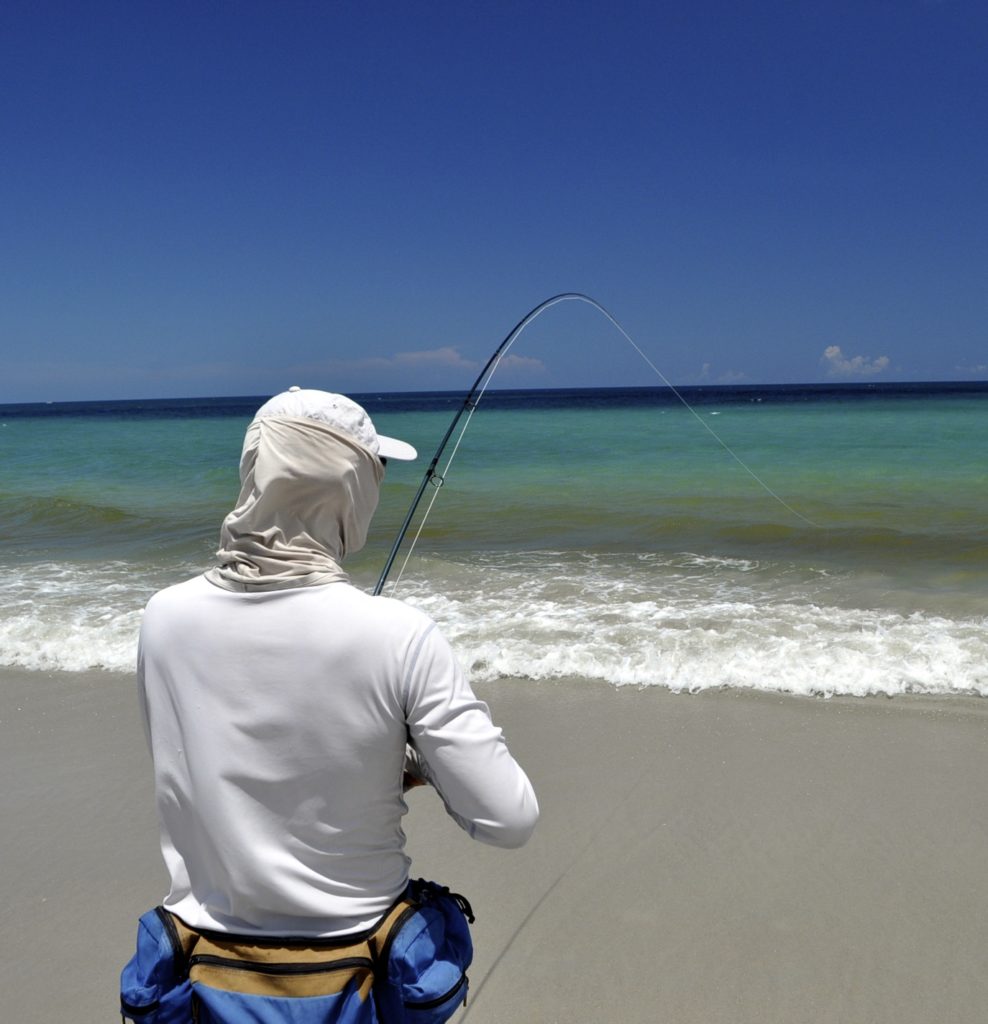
[139,574,537,938]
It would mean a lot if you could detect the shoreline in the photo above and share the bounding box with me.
[3,668,987,1021]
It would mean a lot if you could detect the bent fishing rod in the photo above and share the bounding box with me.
[373,293,608,595]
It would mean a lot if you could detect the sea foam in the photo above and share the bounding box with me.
[393,552,988,699]
[0,561,183,673]
[3,553,986,698]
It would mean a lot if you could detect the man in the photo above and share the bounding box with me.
[137,386,538,943]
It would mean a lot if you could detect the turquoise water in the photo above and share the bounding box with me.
[1,385,985,696]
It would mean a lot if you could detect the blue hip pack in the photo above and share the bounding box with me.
[120,880,474,1024]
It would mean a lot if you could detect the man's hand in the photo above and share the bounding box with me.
[402,771,427,792]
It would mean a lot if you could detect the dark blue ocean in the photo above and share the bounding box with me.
[1,383,985,697]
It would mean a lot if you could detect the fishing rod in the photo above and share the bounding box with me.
[373,293,600,595]
[373,292,817,596]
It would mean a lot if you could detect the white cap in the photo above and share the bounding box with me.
[253,387,417,461]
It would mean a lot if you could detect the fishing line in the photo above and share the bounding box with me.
[374,292,817,596]
[461,755,657,1019]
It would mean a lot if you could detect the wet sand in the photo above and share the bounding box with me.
[2,667,987,1022]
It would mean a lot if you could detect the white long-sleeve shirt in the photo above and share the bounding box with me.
[137,575,538,937]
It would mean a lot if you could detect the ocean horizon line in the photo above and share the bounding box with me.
[2,378,987,418]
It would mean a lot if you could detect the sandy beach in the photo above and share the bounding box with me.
[2,667,987,1022]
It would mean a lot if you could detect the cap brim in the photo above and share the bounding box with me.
[377,435,417,461]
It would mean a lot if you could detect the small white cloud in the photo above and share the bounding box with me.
[392,346,478,370]
[954,363,988,376]
[821,345,890,378]
[318,346,479,375]
[496,353,545,373]
[290,345,542,391]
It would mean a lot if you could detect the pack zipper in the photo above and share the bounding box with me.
[154,906,189,976]
[375,903,421,967]
[190,953,374,976]
[120,995,160,1017]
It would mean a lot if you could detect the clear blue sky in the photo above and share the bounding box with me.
[2,0,986,402]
